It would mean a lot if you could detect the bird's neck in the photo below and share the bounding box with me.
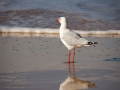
[60,22,68,30]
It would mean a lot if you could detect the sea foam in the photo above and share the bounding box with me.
[0,26,120,35]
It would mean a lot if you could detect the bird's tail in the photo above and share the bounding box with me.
[87,42,98,47]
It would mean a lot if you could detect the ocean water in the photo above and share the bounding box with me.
[0,0,120,22]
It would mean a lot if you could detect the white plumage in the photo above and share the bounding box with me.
[58,17,89,50]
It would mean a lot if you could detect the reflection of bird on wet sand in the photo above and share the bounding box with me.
[59,63,96,90]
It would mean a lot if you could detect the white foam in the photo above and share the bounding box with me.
[0,26,120,35]
[0,26,58,34]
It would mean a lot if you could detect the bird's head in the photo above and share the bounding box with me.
[56,17,67,24]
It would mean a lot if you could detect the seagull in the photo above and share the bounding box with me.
[56,17,98,63]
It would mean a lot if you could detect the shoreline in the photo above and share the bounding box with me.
[0,26,120,35]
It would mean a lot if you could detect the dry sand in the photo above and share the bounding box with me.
[0,34,120,90]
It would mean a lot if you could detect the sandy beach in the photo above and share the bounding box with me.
[0,0,120,90]
[0,34,120,90]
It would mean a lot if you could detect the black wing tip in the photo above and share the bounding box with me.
[88,42,93,45]
[88,42,98,44]
[87,42,98,47]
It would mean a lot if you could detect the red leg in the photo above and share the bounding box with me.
[68,50,71,63]
[72,49,75,63]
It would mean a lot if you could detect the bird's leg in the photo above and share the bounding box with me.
[72,49,75,63]
[68,50,71,63]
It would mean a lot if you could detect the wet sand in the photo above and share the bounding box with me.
[0,34,120,90]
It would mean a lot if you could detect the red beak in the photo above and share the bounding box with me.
[56,19,59,22]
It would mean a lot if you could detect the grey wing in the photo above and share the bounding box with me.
[62,30,88,46]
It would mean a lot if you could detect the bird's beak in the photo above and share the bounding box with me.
[56,19,59,22]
